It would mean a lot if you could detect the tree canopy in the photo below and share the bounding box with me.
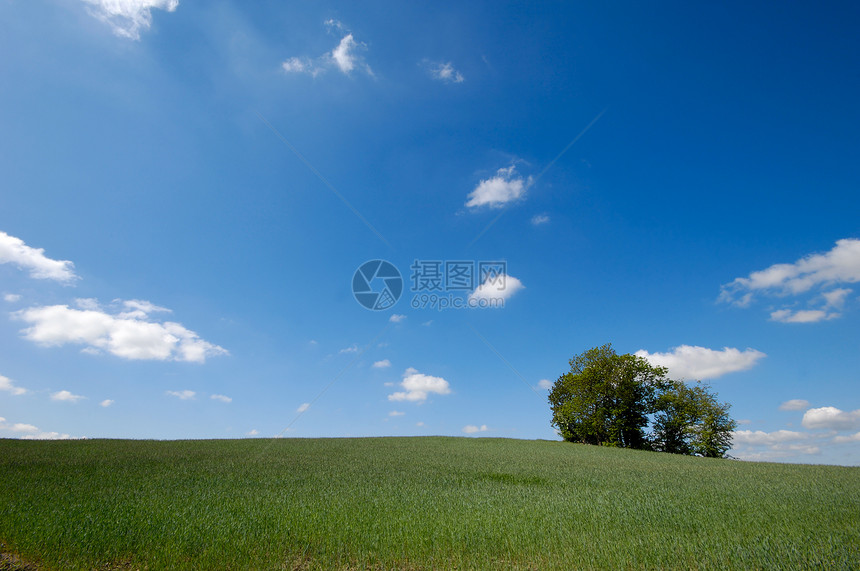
[548,344,737,458]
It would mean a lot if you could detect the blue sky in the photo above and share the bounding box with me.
[1,0,859,465]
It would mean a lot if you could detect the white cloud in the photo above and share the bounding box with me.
[733,430,808,445]
[802,407,860,431]
[22,431,78,440]
[339,344,359,354]
[282,57,314,74]
[81,0,179,40]
[465,166,533,209]
[166,390,195,400]
[0,419,33,434]
[416,421,425,427]
[426,61,464,83]
[324,19,346,33]
[779,399,810,411]
[99,399,114,407]
[283,25,372,78]
[51,390,85,403]
[730,429,821,459]
[422,320,433,326]
[720,239,860,321]
[75,298,101,310]
[634,345,765,380]
[210,394,232,403]
[822,288,853,309]
[121,299,170,316]
[246,429,259,436]
[14,301,227,363]
[388,367,451,403]
[537,379,553,390]
[833,432,860,444]
[4,293,22,303]
[297,403,310,413]
[463,424,488,434]
[11,423,39,433]
[331,34,360,73]
[389,314,407,323]
[373,359,392,369]
[0,374,27,396]
[388,410,405,417]
[531,214,550,226]
[769,309,839,323]
[469,274,525,305]
[0,417,80,440]
[0,231,78,283]
[722,239,860,297]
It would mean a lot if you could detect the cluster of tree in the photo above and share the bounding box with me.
[548,344,736,458]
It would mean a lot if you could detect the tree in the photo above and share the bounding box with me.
[548,344,670,450]
[651,381,737,458]
[549,345,737,458]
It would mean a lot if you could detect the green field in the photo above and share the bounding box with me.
[0,437,857,570]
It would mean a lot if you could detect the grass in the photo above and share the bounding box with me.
[0,437,858,570]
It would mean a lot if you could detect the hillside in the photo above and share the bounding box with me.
[0,437,857,570]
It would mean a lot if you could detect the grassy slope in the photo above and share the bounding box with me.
[0,437,857,570]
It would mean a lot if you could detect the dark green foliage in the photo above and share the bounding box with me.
[652,381,737,457]
[548,344,669,449]
[549,344,736,458]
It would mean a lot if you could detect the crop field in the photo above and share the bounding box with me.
[0,437,858,570]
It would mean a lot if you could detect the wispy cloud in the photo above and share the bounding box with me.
[0,231,78,283]
[425,60,464,83]
[0,417,80,440]
[465,166,533,209]
[720,239,860,322]
[463,424,488,434]
[51,390,86,403]
[80,0,179,41]
[99,399,114,407]
[770,309,840,323]
[373,359,392,369]
[15,300,227,363]
[211,394,232,403]
[779,399,810,411]
[330,34,364,74]
[166,390,195,400]
[388,368,451,403]
[389,314,407,323]
[732,429,820,458]
[4,293,22,303]
[282,22,373,78]
[732,400,860,462]
[635,345,765,380]
[297,403,310,413]
[530,214,550,226]
[537,379,553,390]
[0,374,27,396]
[281,57,316,75]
